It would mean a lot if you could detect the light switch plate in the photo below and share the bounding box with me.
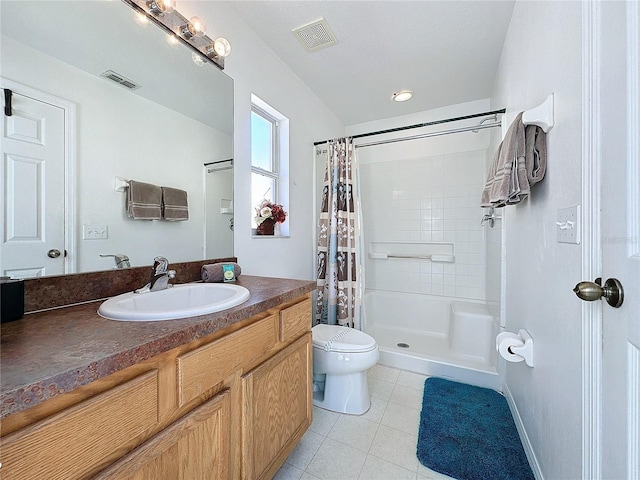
[557,205,580,244]
[83,224,108,240]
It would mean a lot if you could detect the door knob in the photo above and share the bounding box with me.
[47,249,61,258]
[573,277,624,308]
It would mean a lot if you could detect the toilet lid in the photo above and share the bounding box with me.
[312,324,377,353]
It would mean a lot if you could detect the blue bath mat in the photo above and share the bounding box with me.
[417,378,534,480]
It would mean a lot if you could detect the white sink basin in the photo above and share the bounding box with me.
[98,283,250,321]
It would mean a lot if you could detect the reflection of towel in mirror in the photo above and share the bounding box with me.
[162,186,189,221]
[126,180,162,220]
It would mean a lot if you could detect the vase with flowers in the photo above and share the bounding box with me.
[254,199,287,235]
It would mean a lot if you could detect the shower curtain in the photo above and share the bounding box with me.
[316,137,364,329]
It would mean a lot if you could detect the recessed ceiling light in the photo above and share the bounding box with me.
[392,90,413,102]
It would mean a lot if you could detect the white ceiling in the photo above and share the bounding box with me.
[226,1,515,126]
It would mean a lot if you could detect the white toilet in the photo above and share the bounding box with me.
[312,324,379,415]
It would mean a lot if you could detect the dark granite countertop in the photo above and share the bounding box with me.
[0,275,315,419]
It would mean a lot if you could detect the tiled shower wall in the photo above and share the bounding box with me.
[359,149,488,300]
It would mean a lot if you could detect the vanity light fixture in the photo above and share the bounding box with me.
[146,0,174,16]
[123,0,230,70]
[180,16,206,39]
[392,90,414,102]
[205,38,231,58]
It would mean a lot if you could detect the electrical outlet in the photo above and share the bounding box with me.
[83,224,108,240]
[556,205,580,244]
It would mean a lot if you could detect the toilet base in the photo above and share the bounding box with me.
[312,371,371,415]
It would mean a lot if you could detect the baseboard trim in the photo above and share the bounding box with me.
[503,384,545,480]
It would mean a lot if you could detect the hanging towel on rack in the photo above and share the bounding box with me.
[161,186,189,221]
[126,180,162,220]
[480,113,546,207]
[525,124,547,186]
[480,113,525,207]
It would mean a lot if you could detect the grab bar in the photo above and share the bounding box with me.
[369,252,455,263]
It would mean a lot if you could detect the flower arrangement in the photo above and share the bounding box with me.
[254,199,287,226]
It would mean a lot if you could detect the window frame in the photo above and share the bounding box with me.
[251,104,280,203]
[250,95,289,237]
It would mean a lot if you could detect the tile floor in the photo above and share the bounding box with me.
[273,364,455,480]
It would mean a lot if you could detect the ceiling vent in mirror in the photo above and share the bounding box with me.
[292,18,337,52]
[100,70,141,90]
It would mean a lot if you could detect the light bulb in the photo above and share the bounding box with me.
[146,0,175,15]
[213,37,231,57]
[181,16,206,38]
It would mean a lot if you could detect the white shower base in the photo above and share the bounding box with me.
[364,289,501,390]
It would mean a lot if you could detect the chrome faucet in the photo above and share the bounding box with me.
[135,256,176,294]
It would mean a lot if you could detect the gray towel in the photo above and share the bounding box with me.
[481,113,525,207]
[481,112,546,208]
[127,180,162,220]
[201,263,241,282]
[161,186,188,221]
[525,124,547,186]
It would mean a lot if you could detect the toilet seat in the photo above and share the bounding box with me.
[312,324,377,353]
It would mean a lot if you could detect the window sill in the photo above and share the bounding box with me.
[251,234,290,239]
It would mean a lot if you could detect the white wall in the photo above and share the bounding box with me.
[491,2,583,478]
[347,100,493,300]
[359,149,489,299]
[190,2,345,280]
[2,36,231,272]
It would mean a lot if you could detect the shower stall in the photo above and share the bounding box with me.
[314,107,505,390]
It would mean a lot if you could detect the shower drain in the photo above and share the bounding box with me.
[397,342,410,348]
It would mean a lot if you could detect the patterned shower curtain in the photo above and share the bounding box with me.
[316,137,364,329]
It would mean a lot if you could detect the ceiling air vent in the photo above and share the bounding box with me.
[292,18,337,52]
[100,70,141,90]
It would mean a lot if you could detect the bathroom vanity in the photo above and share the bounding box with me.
[0,271,315,479]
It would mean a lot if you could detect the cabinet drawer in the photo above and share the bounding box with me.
[0,370,159,480]
[280,296,312,343]
[177,314,279,406]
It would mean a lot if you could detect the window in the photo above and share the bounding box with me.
[250,95,289,235]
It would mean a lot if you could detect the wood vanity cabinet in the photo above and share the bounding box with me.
[0,294,313,480]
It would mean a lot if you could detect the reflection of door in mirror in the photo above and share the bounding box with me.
[1,85,72,278]
[205,161,234,259]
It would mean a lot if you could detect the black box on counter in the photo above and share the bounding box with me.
[1,277,24,323]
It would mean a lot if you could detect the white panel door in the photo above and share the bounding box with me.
[599,2,640,479]
[1,90,65,278]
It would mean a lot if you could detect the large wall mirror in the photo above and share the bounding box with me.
[0,0,234,279]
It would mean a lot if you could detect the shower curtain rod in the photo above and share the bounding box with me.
[313,108,505,147]
[354,121,501,149]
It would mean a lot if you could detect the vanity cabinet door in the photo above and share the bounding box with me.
[0,371,159,480]
[241,333,313,480]
[94,389,231,480]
